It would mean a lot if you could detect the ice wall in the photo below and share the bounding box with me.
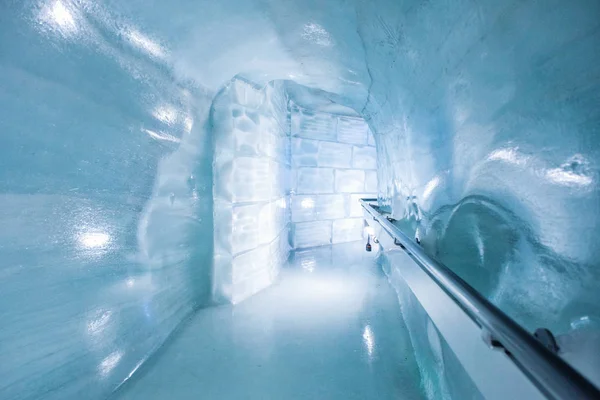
[0,2,213,399]
[353,0,600,335]
[212,79,291,304]
[290,105,377,248]
[351,0,600,389]
[379,254,484,399]
[2,0,600,398]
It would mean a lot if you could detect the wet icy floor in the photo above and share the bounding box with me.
[116,242,424,400]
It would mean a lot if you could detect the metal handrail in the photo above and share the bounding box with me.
[360,198,600,400]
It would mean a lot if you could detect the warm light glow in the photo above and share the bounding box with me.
[487,147,527,166]
[79,232,110,249]
[301,198,314,209]
[87,310,112,335]
[363,325,375,358]
[545,168,592,187]
[152,105,178,125]
[183,116,194,133]
[301,257,315,273]
[142,128,180,143]
[39,0,78,36]
[422,176,441,201]
[99,351,123,377]
[126,29,167,59]
[276,198,287,209]
[52,1,74,27]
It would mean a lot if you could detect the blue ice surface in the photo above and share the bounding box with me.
[0,2,215,399]
[115,242,425,400]
[1,0,600,398]
[211,79,291,304]
[289,104,377,249]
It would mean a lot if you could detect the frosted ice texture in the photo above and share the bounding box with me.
[292,221,332,248]
[353,0,600,390]
[337,117,370,145]
[291,106,337,142]
[380,255,484,400]
[350,8,600,390]
[0,3,216,399]
[352,146,377,169]
[115,243,425,400]
[314,194,346,220]
[2,0,600,398]
[297,167,335,194]
[289,105,377,248]
[335,169,365,193]
[365,170,378,193]
[292,138,319,167]
[212,79,290,304]
[317,142,353,168]
[332,218,364,244]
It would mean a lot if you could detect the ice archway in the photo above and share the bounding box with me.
[1,0,600,398]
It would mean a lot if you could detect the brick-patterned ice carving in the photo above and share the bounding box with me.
[297,167,334,194]
[337,116,369,145]
[314,194,345,220]
[292,138,318,167]
[291,105,337,141]
[368,130,376,146]
[347,193,372,217]
[318,141,352,168]
[231,157,272,202]
[291,195,316,222]
[213,79,291,304]
[293,220,332,248]
[365,170,378,193]
[352,146,377,169]
[332,218,365,243]
[289,104,377,248]
[335,169,365,193]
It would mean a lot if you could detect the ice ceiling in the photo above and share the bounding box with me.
[1,0,599,398]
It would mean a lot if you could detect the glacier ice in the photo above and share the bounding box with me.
[1,0,600,398]
[289,105,378,248]
[211,79,290,304]
[115,242,425,400]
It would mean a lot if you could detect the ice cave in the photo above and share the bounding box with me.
[1,0,600,399]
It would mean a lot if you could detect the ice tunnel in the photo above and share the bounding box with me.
[1,0,600,399]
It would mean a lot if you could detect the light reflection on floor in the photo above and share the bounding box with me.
[117,241,424,400]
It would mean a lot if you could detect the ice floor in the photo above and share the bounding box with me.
[115,242,424,400]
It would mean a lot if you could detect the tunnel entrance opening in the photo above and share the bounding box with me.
[210,78,378,304]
